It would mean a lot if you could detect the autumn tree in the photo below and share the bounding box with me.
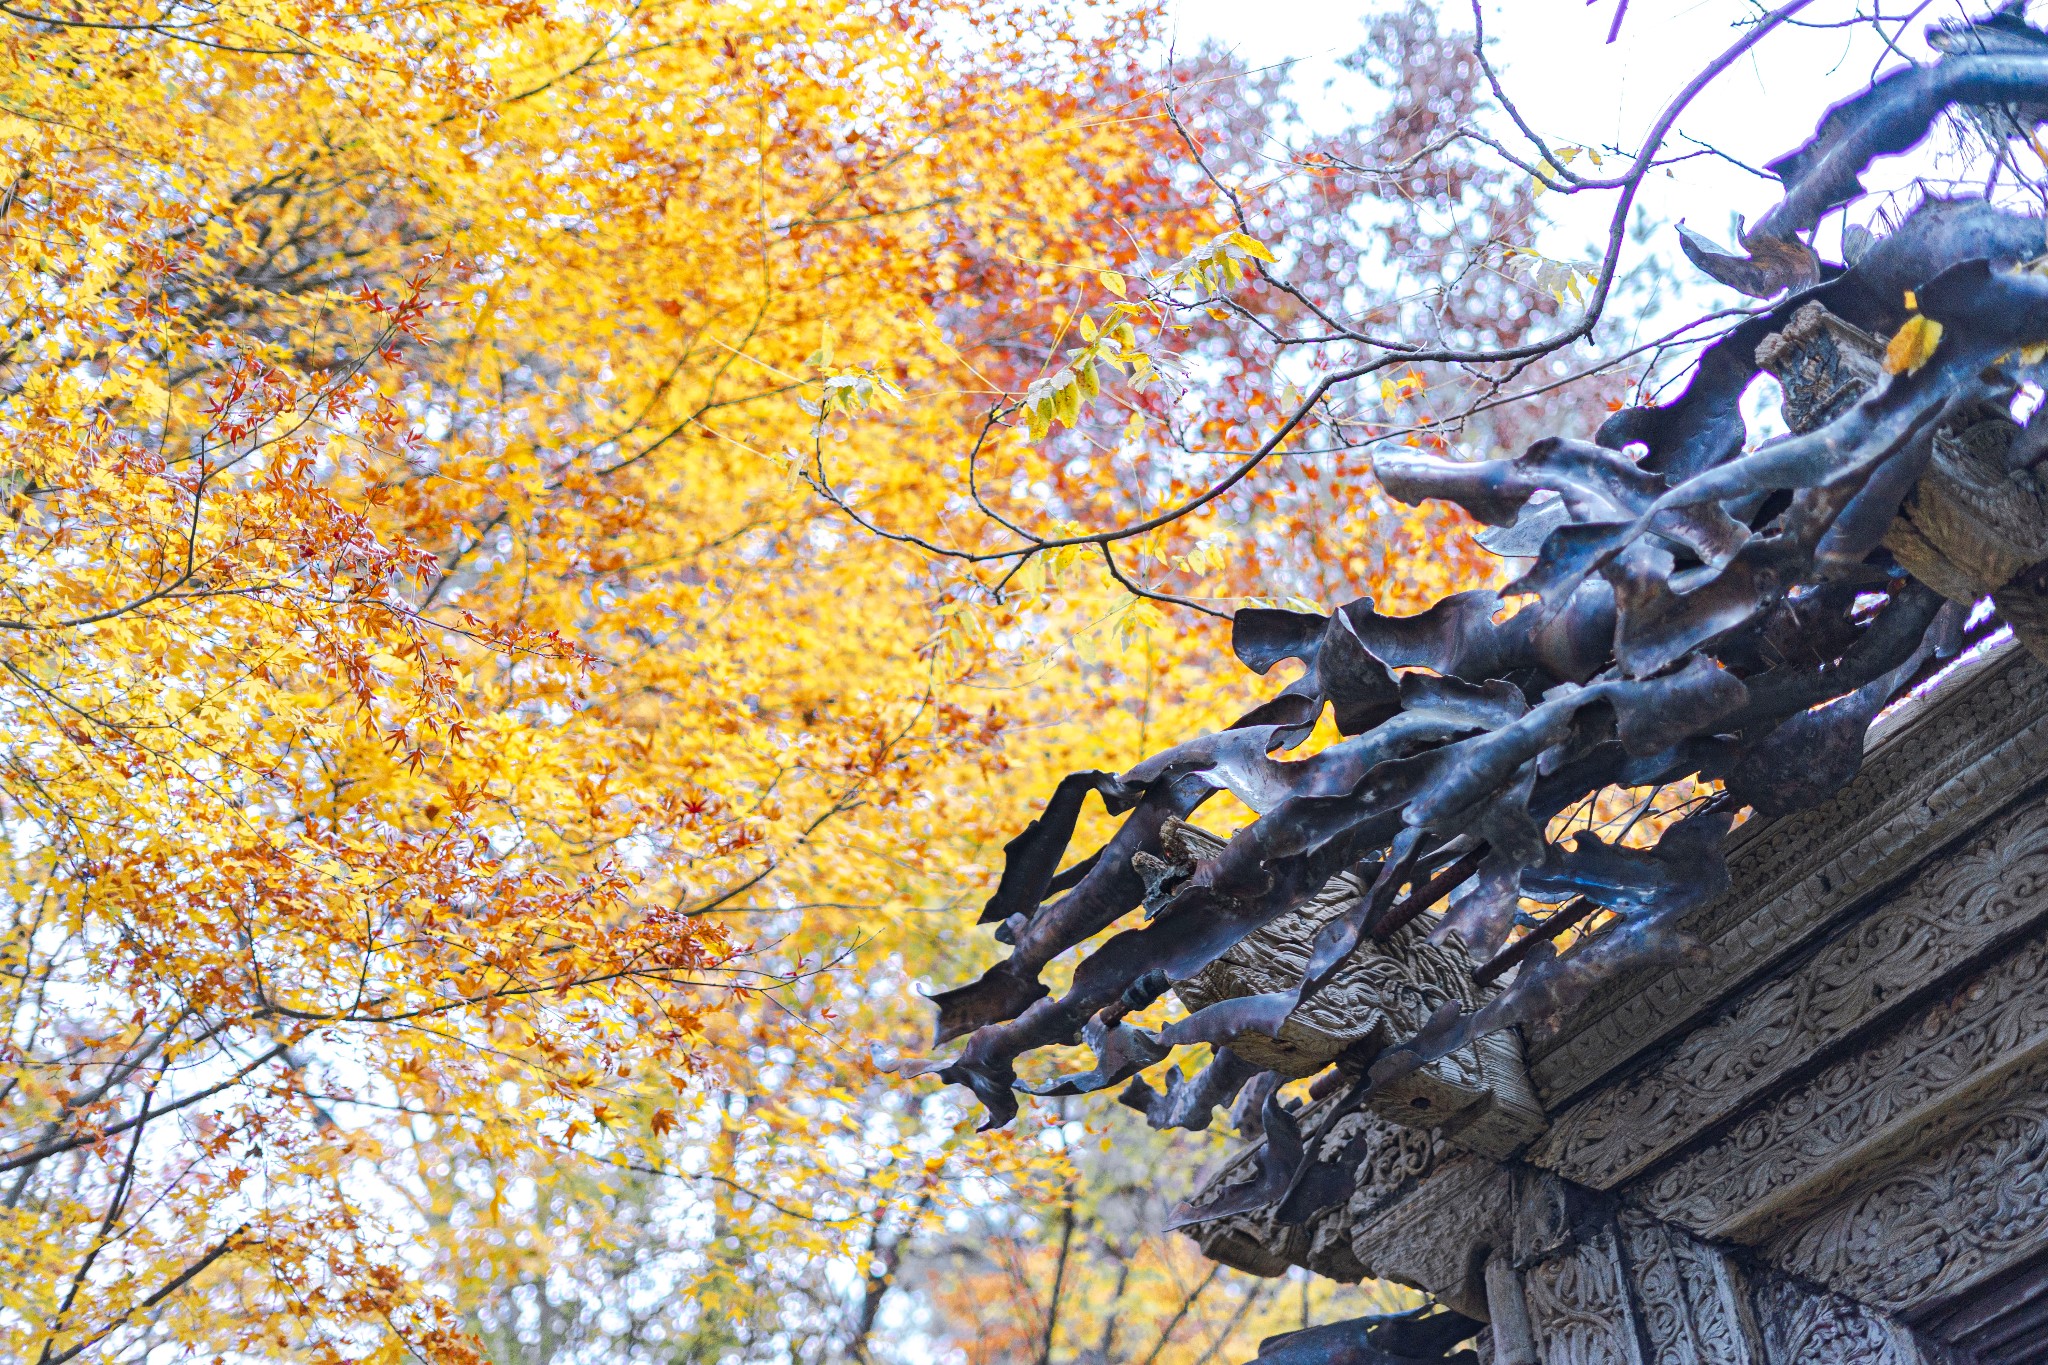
[399,6,1672,1361]
[0,0,1390,1357]
[387,9,1585,1359]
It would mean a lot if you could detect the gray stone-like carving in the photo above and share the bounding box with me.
[1534,789,2048,1191]
[1765,1049,2048,1315]
[1168,819,1545,1158]
[1755,300,2048,658]
[1640,912,2048,1242]
[1169,860,1405,1079]
[1347,1153,1508,1319]
[1180,1089,1447,1285]
[1748,1272,1935,1365]
[1509,1169,1577,1271]
[1519,1222,1643,1365]
[1169,589,2048,1364]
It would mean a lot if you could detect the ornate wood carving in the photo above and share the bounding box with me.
[1169,859,1410,1078]
[1763,1048,2048,1316]
[1530,644,2048,1108]
[1180,1091,1449,1284]
[1755,301,2048,619]
[1518,1223,1644,1365]
[1639,913,2048,1242]
[1510,1169,1580,1270]
[1169,820,1545,1156]
[1533,790,2048,1191]
[1167,595,2048,1365]
[1344,1155,1510,1320]
[1748,1272,1935,1364]
[1485,1250,1539,1365]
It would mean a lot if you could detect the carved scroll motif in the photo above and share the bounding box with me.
[1518,1223,1644,1365]
[1640,908,2048,1241]
[1755,300,2048,648]
[1167,823,1479,1081]
[1748,1272,1934,1365]
[1185,1137,1510,1312]
[1345,1155,1511,1321]
[1532,648,2048,1107]
[1180,1090,1446,1283]
[1168,819,1545,1159]
[1534,790,2048,1191]
[1764,1049,2048,1315]
[1618,1211,1766,1365]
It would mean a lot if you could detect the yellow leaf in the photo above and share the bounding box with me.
[1884,315,1944,375]
[1053,374,1082,425]
[1225,231,1276,263]
[1097,270,1127,298]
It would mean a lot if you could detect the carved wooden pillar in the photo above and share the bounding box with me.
[1485,1249,1539,1365]
[1492,1172,1648,1365]
[1616,1211,1764,1364]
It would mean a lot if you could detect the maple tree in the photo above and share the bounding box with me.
[388,7,1633,1363]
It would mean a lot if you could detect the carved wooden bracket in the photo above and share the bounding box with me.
[1156,818,1546,1161]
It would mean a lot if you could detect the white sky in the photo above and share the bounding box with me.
[1165,0,2000,265]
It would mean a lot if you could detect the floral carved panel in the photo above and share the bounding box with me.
[1761,1050,2048,1316]
[1617,1211,1764,1364]
[1533,792,2048,1192]
[1639,914,2048,1242]
[1519,1223,1644,1365]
